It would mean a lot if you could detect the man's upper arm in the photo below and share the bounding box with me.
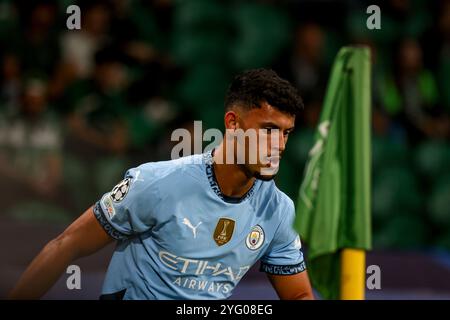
[60,206,114,259]
[260,199,313,299]
[93,166,158,240]
[267,271,314,300]
[260,200,305,272]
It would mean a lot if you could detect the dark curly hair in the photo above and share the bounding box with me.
[224,68,304,116]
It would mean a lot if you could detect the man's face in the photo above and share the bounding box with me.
[227,102,295,180]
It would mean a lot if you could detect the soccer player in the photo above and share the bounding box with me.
[9,69,314,300]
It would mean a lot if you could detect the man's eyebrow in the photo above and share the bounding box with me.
[260,122,295,131]
[260,122,280,128]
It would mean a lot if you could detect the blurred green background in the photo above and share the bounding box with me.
[0,0,449,254]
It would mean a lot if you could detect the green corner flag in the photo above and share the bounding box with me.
[295,46,372,300]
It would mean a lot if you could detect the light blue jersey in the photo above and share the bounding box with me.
[94,151,306,300]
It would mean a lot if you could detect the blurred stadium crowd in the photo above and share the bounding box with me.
[0,0,449,251]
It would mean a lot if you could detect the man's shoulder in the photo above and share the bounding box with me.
[129,153,206,183]
[256,180,295,213]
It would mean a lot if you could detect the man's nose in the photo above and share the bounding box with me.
[278,131,287,155]
[270,131,286,154]
[279,133,287,153]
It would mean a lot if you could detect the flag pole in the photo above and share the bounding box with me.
[340,248,366,299]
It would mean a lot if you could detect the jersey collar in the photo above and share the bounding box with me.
[202,150,257,204]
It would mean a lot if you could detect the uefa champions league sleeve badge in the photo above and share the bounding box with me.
[110,178,131,202]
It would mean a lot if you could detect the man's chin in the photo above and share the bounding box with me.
[254,172,277,181]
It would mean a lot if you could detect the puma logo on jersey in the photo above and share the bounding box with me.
[182,218,202,238]
[133,170,144,183]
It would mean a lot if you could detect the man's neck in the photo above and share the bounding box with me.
[212,145,256,198]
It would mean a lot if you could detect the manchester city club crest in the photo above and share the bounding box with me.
[246,225,265,250]
[110,178,131,202]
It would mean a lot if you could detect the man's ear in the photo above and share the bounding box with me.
[224,110,239,130]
